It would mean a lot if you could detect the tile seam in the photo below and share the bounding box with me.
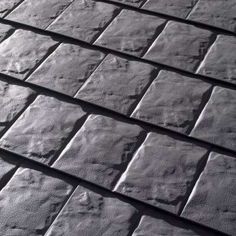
[2,0,25,18]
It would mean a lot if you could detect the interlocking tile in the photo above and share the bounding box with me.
[144,21,214,72]
[27,43,105,96]
[188,0,236,33]
[0,157,17,185]
[182,152,236,235]
[115,132,208,213]
[0,95,87,164]
[95,10,166,56]
[197,35,236,84]
[143,0,198,18]
[108,0,145,7]
[6,0,73,29]
[0,24,15,43]
[0,0,22,17]
[76,54,157,114]
[132,70,212,133]
[45,185,138,236]
[0,29,58,80]
[48,0,120,43]
[53,114,144,189]
[191,87,236,151]
[0,167,73,236]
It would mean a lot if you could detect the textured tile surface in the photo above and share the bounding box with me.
[0,0,22,17]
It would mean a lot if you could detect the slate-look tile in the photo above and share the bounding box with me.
[182,152,236,235]
[0,24,15,43]
[48,0,120,43]
[188,0,236,33]
[27,43,105,96]
[115,132,208,213]
[76,54,157,114]
[0,157,17,184]
[6,0,73,29]
[132,70,212,133]
[0,167,73,236]
[197,35,236,84]
[53,115,144,189]
[95,10,166,56]
[109,0,145,7]
[144,21,214,72]
[0,95,87,164]
[191,87,236,151]
[0,0,22,17]
[0,29,58,80]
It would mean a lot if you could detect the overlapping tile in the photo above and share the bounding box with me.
[0,0,23,17]
[0,24,15,43]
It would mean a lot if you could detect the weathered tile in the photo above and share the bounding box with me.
[53,115,144,189]
[95,10,166,56]
[0,157,17,185]
[0,24,15,43]
[46,185,138,236]
[197,35,236,84]
[48,0,120,43]
[76,54,157,114]
[182,152,236,235]
[0,167,73,236]
[144,21,214,72]
[132,70,212,133]
[191,87,236,151]
[188,0,236,33]
[108,0,145,7]
[0,0,22,17]
[27,43,105,96]
[0,29,58,80]
[115,132,208,213]
[143,0,198,18]
[0,95,87,164]
[6,0,73,29]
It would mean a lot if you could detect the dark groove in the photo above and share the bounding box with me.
[2,0,25,18]
[139,0,149,8]
[127,211,142,236]
[0,166,18,191]
[185,0,200,19]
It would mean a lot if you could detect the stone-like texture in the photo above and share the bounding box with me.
[6,0,73,29]
[0,157,16,185]
[53,115,144,189]
[109,0,145,7]
[0,0,22,17]
[0,24,15,43]
[46,185,137,236]
[132,70,212,133]
[0,167,73,236]
[188,0,236,33]
[182,152,236,236]
[115,132,208,213]
[0,80,36,135]
[0,29,58,80]
[143,0,198,18]
[27,43,105,96]
[95,10,166,56]
[197,35,236,84]
[144,21,214,72]
[48,0,120,43]
[0,95,87,164]
[191,87,236,151]
[76,54,157,114]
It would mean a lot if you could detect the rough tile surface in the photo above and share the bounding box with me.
[132,70,212,133]
[109,0,145,7]
[144,21,214,72]
[115,132,208,213]
[27,43,105,96]
[76,54,157,114]
[0,95,87,164]
[182,152,236,235]
[53,115,144,189]
[0,0,22,17]
[95,10,166,56]
[0,167,73,236]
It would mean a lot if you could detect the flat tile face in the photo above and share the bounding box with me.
[197,35,236,84]
[27,44,105,96]
[48,0,119,43]
[115,132,208,213]
[143,0,198,18]
[95,10,166,56]
[46,185,137,236]
[144,21,214,72]
[108,0,145,7]
[0,168,73,236]
[76,54,157,114]
[0,157,16,184]
[0,0,22,17]
[0,81,36,134]
[188,0,236,33]
[182,152,236,235]
[6,0,73,29]
[191,87,236,151]
[0,24,15,43]
[53,115,144,189]
[0,29,58,80]
[0,95,87,164]
[132,70,212,133]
